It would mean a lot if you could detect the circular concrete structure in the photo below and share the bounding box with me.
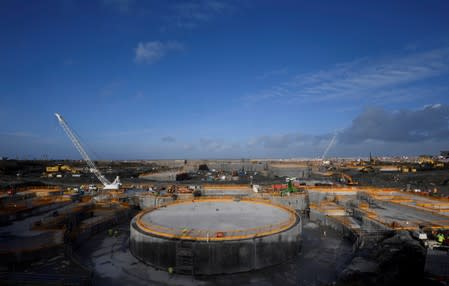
[130,198,301,275]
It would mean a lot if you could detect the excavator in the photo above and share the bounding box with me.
[317,171,358,186]
[339,173,358,185]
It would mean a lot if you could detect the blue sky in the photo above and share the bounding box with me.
[1,0,449,159]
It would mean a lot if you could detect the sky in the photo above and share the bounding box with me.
[1,0,449,160]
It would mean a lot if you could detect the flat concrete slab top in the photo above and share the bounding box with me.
[140,200,292,232]
[372,202,449,228]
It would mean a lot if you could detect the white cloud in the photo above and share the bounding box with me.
[256,68,289,80]
[199,138,240,153]
[135,42,164,64]
[134,41,183,64]
[243,104,449,156]
[246,47,449,103]
[169,0,231,29]
[339,104,449,143]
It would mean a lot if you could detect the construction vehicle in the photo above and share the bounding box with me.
[82,184,98,192]
[317,171,358,185]
[167,185,177,193]
[418,156,445,170]
[281,177,299,195]
[353,153,380,172]
[46,166,60,173]
[46,164,78,174]
[399,165,417,173]
[55,113,121,190]
[60,165,77,173]
[339,173,358,185]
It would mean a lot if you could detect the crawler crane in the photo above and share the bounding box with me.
[55,113,121,190]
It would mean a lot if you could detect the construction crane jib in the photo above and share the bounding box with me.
[54,113,121,190]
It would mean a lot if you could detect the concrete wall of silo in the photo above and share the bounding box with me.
[129,217,302,275]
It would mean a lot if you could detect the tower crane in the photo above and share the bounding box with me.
[54,113,121,190]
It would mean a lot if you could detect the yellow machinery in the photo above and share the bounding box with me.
[46,166,60,173]
[323,171,359,185]
[418,156,445,169]
[60,165,77,173]
[399,165,417,173]
[419,156,434,165]
[340,173,358,185]
[45,164,78,174]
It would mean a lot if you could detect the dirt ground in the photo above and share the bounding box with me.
[76,219,353,286]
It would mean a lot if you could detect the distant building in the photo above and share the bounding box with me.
[441,151,449,159]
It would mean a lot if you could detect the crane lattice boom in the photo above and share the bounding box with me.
[55,113,120,190]
[321,132,338,161]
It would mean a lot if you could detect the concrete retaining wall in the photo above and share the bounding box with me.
[352,209,392,233]
[206,162,267,172]
[308,190,357,203]
[268,167,311,178]
[0,201,71,226]
[0,230,64,266]
[308,191,331,203]
[73,208,133,247]
[261,193,307,210]
[139,195,174,209]
[139,171,178,181]
[309,211,358,240]
[129,217,302,275]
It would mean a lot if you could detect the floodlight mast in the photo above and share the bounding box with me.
[54,113,120,190]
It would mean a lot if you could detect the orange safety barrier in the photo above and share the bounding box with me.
[135,197,298,241]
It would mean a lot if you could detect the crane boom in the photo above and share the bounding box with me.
[55,113,120,190]
[321,132,338,161]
